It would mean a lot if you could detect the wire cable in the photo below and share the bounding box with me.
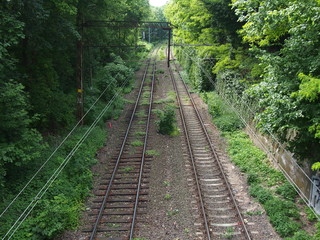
[2,78,130,240]
[0,75,120,220]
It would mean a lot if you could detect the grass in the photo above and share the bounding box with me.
[164,193,172,200]
[166,209,179,217]
[121,167,135,172]
[124,99,135,104]
[163,180,170,186]
[107,223,121,228]
[226,131,304,237]
[201,91,243,132]
[123,86,133,94]
[156,69,165,74]
[245,210,264,216]
[154,91,176,105]
[131,140,144,147]
[140,98,149,105]
[222,227,235,239]
[135,131,146,137]
[143,86,150,91]
[136,110,147,118]
[142,91,150,98]
[199,90,320,239]
[145,149,160,156]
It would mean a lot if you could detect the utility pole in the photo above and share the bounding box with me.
[76,15,84,124]
[167,28,171,68]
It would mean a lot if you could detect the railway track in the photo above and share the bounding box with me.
[169,60,252,240]
[83,50,158,240]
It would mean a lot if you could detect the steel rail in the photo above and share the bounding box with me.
[168,67,212,240]
[172,60,252,240]
[89,58,151,240]
[129,50,158,239]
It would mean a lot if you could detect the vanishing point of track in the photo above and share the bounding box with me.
[84,50,158,240]
[169,59,252,240]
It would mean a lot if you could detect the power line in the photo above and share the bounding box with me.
[0,75,119,220]
[2,78,129,240]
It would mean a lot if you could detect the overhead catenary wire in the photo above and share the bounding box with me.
[1,76,131,240]
[175,44,320,220]
[0,75,120,219]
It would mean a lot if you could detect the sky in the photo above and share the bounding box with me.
[149,0,168,7]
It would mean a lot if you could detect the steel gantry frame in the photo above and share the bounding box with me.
[76,20,173,122]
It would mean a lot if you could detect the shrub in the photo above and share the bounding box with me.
[275,182,298,201]
[265,198,301,237]
[201,92,243,131]
[284,230,314,240]
[249,184,274,204]
[247,172,260,184]
[156,106,177,135]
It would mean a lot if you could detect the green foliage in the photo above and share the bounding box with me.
[245,210,264,216]
[0,125,106,239]
[0,0,150,238]
[249,184,274,204]
[222,227,235,239]
[135,131,146,137]
[0,80,46,188]
[265,198,301,237]
[156,105,178,135]
[131,140,144,147]
[166,209,179,217]
[145,150,160,156]
[232,0,320,160]
[164,193,172,200]
[163,180,170,186]
[275,182,298,201]
[285,231,316,240]
[15,194,80,239]
[201,91,243,131]
[225,131,310,237]
[293,73,320,102]
[305,206,318,222]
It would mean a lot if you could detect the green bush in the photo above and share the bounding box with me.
[213,113,243,132]
[284,230,314,240]
[275,182,298,201]
[246,172,261,184]
[225,130,307,238]
[0,125,106,239]
[265,198,301,237]
[249,184,274,204]
[201,92,243,131]
[157,106,178,135]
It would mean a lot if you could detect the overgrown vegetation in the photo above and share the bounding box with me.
[0,0,156,238]
[0,126,106,239]
[145,149,160,156]
[166,0,320,235]
[201,92,243,132]
[165,0,320,167]
[155,105,179,136]
[201,92,320,238]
